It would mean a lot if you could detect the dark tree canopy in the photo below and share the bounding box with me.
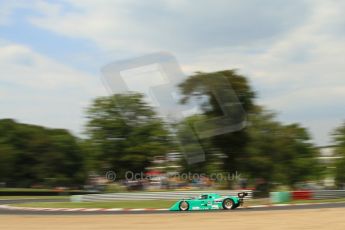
[178,70,320,188]
[245,107,321,187]
[85,94,171,178]
[178,70,256,175]
[0,119,86,187]
[333,122,345,187]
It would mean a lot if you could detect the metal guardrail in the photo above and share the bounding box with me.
[71,190,253,202]
[312,190,345,199]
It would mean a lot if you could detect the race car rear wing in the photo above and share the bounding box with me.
[238,192,248,198]
[237,192,248,206]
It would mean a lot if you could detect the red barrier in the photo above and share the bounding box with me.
[292,190,312,200]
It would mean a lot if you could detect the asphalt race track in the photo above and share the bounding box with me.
[0,199,345,215]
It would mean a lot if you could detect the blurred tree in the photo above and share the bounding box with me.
[179,70,255,181]
[176,115,223,174]
[0,119,86,187]
[245,107,322,188]
[85,94,171,178]
[179,70,320,188]
[333,122,345,188]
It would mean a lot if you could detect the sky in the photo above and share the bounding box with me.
[0,0,344,146]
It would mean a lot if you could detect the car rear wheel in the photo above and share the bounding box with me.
[179,201,189,211]
[233,202,239,209]
[222,198,234,210]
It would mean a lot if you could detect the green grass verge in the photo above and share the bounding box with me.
[9,200,176,209]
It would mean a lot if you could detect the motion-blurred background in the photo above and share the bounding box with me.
[0,1,344,199]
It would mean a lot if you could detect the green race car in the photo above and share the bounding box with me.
[169,192,248,211]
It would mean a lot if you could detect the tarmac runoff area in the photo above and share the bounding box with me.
[0,207,344,230]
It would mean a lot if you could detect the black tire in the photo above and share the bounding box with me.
[232,202,240,209]
[222,198,235,210]
[179,201,189,211]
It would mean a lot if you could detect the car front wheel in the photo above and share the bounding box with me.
[179,201,189,211]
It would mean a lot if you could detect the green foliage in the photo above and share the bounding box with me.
[179,70,255,114]
[247,108,321,186]
[245,108,321,187]
[85,93,171,178]
[333,122,345,187]
[179,69,320,188]
[178,70,255,179]
[0,69,330,190]
[0,119,86,187]
[104,183,126,193]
